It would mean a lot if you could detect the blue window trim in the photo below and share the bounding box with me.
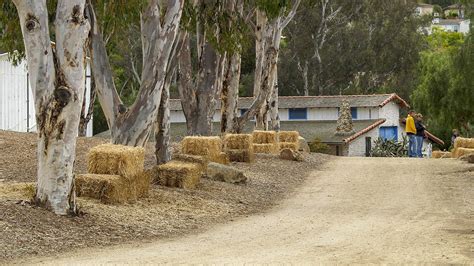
[288,108,307,120]
[379,126,398,141]
[351,107,358,119]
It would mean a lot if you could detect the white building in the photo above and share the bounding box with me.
[430,18,470,34]
[0,52,93,136]
[169,93,444,157]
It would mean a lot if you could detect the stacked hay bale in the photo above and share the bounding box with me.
[76,144,147,204]
[223,134,255,163]
[252,130,278,154]
[151,154,208,189]
[278,131,300,152]
[181,136,228,164]
[432,151,451,159]
[452,137,474,158]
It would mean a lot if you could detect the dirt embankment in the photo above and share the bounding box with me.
[0,130,329,262]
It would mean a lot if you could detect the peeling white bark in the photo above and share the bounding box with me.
[88,0,184,146]
[13,0,90,215]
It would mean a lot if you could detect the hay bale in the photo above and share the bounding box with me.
[153,161,201,189]
[454,137,474,149]
[279,142,299,152]
[205,162,247,184]
[181,136,223,163]
[173,154,208,173]
[440,152,452,159]
[252,130,277,144]
[75,174,132,204]
[432,151,450,159]
[226,149,255,163]
[453,147,474,158]
[134,170,151,198]
[214,152,230,165]
[87,144,145,179]
[278,131,300,143]
[253,143,278,154]
[224,134,253,150]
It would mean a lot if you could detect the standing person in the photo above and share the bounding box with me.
[451,129,459,148]
[415,113,426,158]
[405,110,417,157]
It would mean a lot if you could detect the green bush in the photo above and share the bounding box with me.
[370,136,408,157]
[309,137,330,154]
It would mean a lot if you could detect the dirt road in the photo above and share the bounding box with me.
[25,157,473,264]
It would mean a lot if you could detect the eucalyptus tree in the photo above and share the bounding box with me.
[88,0,184,146]
[232,0,300,132]
[11,0,90,215]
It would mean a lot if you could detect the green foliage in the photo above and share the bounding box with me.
[278,0,427,99]
[370,137,408,157]
[308,137,330,154]
[255,0,290,19]
[411,28,473,148]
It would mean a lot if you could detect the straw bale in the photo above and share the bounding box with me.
[173,154,208,173]
[440,152,452,159]
[279,142,299,152]
[453,147,474,158]
[214,152,230,165]
[87,144,145,180]
[454,137,474,149]
[153,161,201,189]
[432,151,450,159]
[226,149,255,163]
[253,143,278,154]
[181,136,223,163]
[278,131,300,143]
[252,130,277,144]
[134,170,151,198]
[75,174,132,204]
[224,134,253,150]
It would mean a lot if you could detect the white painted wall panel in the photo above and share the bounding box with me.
[0,54,92,136]
[348,126,380,157]
[379,102,402,141]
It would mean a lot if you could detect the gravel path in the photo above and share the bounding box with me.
[23,157,474,264]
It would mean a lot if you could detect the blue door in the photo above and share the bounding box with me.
[379,126,398,141]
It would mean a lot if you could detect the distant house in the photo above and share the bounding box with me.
[0,52,93,136]
[431,18,471,34]
[168,93,444,157]
[415,3,434,16]
[443,3,465,19]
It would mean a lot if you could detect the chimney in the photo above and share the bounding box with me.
[335,99,355,136]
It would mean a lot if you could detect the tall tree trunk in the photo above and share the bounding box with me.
[78,76,96,136]
[235,0,300,133]
[269,65,280,131]
[154,70,172,165]
[194,39,220,136]
[176,32,198,135]
[14,0,90,215]
[220,52,241,133]
[88,0,183,146]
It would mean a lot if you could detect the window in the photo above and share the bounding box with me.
[288,108,307,120]
[379,126,398,141]
[351,107,358,119]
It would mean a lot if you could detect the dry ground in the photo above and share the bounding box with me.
[0,130,328,262]
[22,156,474,264]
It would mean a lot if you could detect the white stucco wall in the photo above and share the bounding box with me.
[347,125,381,157]
[0,54,92,136]
[379,101,403,141]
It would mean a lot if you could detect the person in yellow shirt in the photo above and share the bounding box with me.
[405,110,417,157]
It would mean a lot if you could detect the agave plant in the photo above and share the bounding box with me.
[370,136,408,157]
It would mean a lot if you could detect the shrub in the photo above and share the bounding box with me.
[370,136,408,157]
[309,137,330,154]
